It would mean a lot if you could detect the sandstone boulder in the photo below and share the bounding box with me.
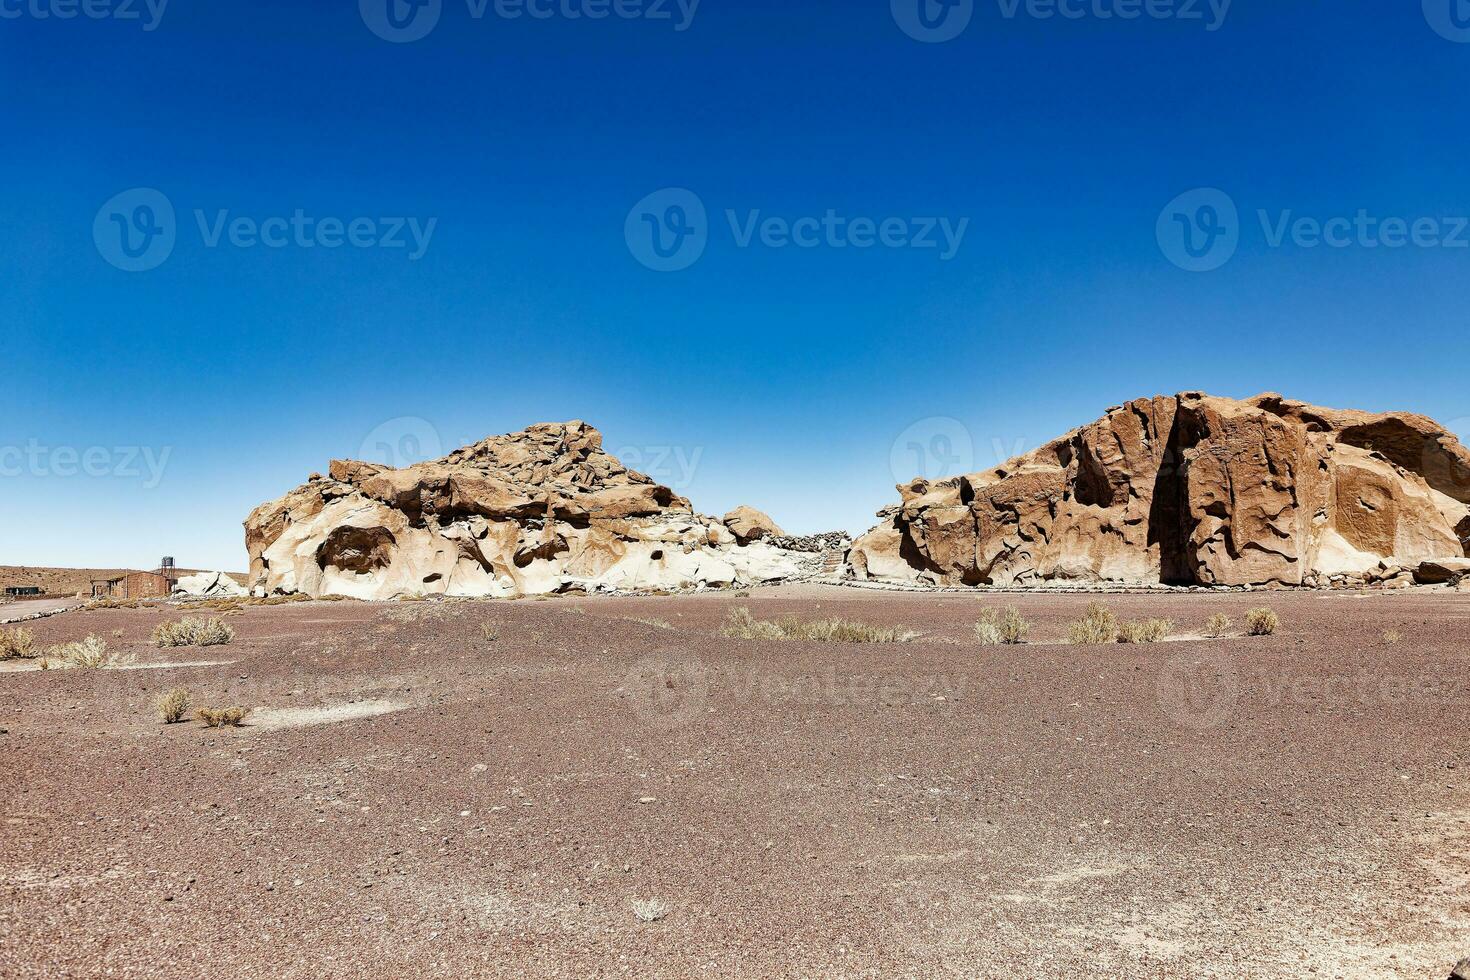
[246,421,802,600]
[1414,557,1470,584]
[723,505,787,544]
[173,571,247,599]
[849,392,1470,588]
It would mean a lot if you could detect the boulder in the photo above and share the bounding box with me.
[849,392,1470,588]
[245,421,802,600]
[1415,557,1470,585]
[723,505,787,544]
[172,571,247,599]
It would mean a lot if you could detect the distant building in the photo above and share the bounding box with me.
[90,571,173,600]
[4,586,41,598]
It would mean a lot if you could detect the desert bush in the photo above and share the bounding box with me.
[46,635,133,669]
[152,617,235,648]
[719,607,916,644]
[975,606,1029,645]
[196,706,249,728]
[480,623,499,642]
[631,898,671,923]
[1204,613,1233,638]
[0,627,36,660]
[1067,602,1119,645]
[1117,618,1173,644]
[1246,608,1280,636]
[1382,629,1401,645]
[159,687,190,724]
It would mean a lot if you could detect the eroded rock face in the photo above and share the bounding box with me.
[723,505,787,544]
[246,421,802,599]
[849,393,1470,588]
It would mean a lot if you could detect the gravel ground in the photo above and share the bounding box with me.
[1,587,1467,978]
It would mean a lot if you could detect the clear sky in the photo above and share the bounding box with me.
[4,0,1470,571]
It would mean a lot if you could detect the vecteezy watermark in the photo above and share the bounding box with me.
[0,440,172,489]
[892,0,1230,42]
[94,188,437,272]
[1158,650,1470,732]
[612,443,703,491]
[891,0,974,42]
[618,658,967,729]
[1423,0,1470,42]
[890,417,975,485]
[625,188,969,272]
[359,417,445,469]
[1157,188,1470,272]
[0,0,168,30]
[360,0,699,43]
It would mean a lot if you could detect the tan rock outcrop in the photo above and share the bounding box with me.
[723,506,787,544]
[246,422,802,599]
[849,393,1470,588]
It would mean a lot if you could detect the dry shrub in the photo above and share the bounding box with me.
[480,623,499,642]
[719,607,916,644]
[1118,618,1173,644]
[152,617,235,648]
[196,706,249,728]
[1382,629,1401,645]
[627,617,673,630]
[1204,613,1233,638]
[631,898,671,923]
[0,627,37,661]
[46,635,133,669]
[975,606,1029,645]
[1246,608,1279,636]
[159,687,190,724]
[1067,602,1118,645]
[86,598,140,611]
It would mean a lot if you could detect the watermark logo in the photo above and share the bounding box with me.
[890,417,975,485]
[359,417,444,468]
[1424,0,1470,42]
[892,0,973,42]
[93,188,176,273]
[996,0,1230,30]
[0,441,172,489]
[1156,650,1240,731]
[620,656,710,729]
[626,188,708,272]
[360,0,442,42]
[1157,187,1239,272]
[0,0,169,30]
[613,444,704,491]
[625,188,969,271]
[93,190,437,272]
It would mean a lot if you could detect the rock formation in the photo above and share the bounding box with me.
[245,421,802,599]
[723,505,787,544]
[848,392,1470,588]
[173,571,247,599]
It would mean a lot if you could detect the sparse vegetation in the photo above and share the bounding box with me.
[627,617,673,630]
[1246,607,1280,636]
[479,623,499,642]
[719,607,917,644]
[1117,618,1174,644]
[1204,613,1233,638]
[1382,629,1401,645]
[159,687,190,724]
[631,897,671,923]
[196,706,249,728]
[85,598,140,611]
[45,635,133,669]
[0,627,36,660]
[1067,602,1119,645]
[974,606,1029,645]
[152,617,235,648]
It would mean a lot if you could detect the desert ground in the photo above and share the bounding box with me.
[1,586,1467,978]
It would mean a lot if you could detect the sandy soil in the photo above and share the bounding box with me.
[1,587,1467,978]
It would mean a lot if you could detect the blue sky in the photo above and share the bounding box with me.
[4,0,1470,571]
